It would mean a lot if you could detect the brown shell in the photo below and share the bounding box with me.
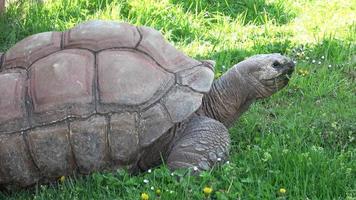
[0,20,214,187]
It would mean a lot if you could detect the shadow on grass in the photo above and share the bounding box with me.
[170,0,296,25]
[0,0,203,48]
[0,0,121,51]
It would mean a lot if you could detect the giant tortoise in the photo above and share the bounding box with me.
[0,20,294,189]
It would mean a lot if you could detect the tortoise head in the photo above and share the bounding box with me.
[235,53,294,98]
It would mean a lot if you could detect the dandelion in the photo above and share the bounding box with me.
[215,72,222,78]
[141,192,149,200]
[59,176,65,183]
[203,186,213,197]
[279,188,287,194]
[143,179,149,184]
[155,189,161,196]
[298,69,309,76]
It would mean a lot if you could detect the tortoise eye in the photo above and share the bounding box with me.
[272,61,281,68]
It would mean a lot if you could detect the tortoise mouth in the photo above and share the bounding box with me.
[261,66,294,89]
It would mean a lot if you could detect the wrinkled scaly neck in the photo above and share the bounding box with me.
[197,65,256,128]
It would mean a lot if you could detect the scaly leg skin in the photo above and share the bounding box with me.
[167,116,230,171]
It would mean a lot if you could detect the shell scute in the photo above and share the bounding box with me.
[0,72,28,133]
[0,133,40,187]
[69,115,108,173]
[163,86,204,123]
[140,103,173,147]
[137,26,201,73]
[3,32,61,69]
[97,50,174,111]
[27,123,75,178]
[29,49,95,125]
[64,20,140,51]
[109,112,139,164]
[177,65,215,93]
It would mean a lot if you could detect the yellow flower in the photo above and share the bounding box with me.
[203,186,213,197]
[59,176,65,183]
[298,69,309,76]
[141,192,149,200]
[155,189,161,196]
[279,188,287,194]
[215,72,222,79]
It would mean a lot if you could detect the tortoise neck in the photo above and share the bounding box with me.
[197,65,256,128]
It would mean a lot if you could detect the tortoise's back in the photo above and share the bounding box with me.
[0,20,214,188]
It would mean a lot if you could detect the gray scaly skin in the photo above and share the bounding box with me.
[166,53,294,171]
[198,53,295,128]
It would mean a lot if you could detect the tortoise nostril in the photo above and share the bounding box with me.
[285,64,295,75]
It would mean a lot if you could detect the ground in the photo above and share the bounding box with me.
[0,0,355,199]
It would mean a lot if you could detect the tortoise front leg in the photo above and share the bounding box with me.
[167,116,230,171]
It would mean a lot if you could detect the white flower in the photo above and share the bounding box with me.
[293,61,297,64]
[226,161,230,164]
[193,166,198,171]
[217,158,222,162]
[318,61,321,64]
[143,179,149,184]
[147,169,152,173]
[170,190,174,194]
[312,60,316,63]
[171,172,174,176]
[306,56,309,60]
[328,64,332,68]
[321,56,325,59]
[150,186,154,190]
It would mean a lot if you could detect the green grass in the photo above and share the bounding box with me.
[0,0,355,199]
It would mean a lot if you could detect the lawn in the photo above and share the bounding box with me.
[0,0,355,199]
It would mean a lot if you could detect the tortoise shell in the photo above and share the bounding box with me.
[0,20,214,186]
